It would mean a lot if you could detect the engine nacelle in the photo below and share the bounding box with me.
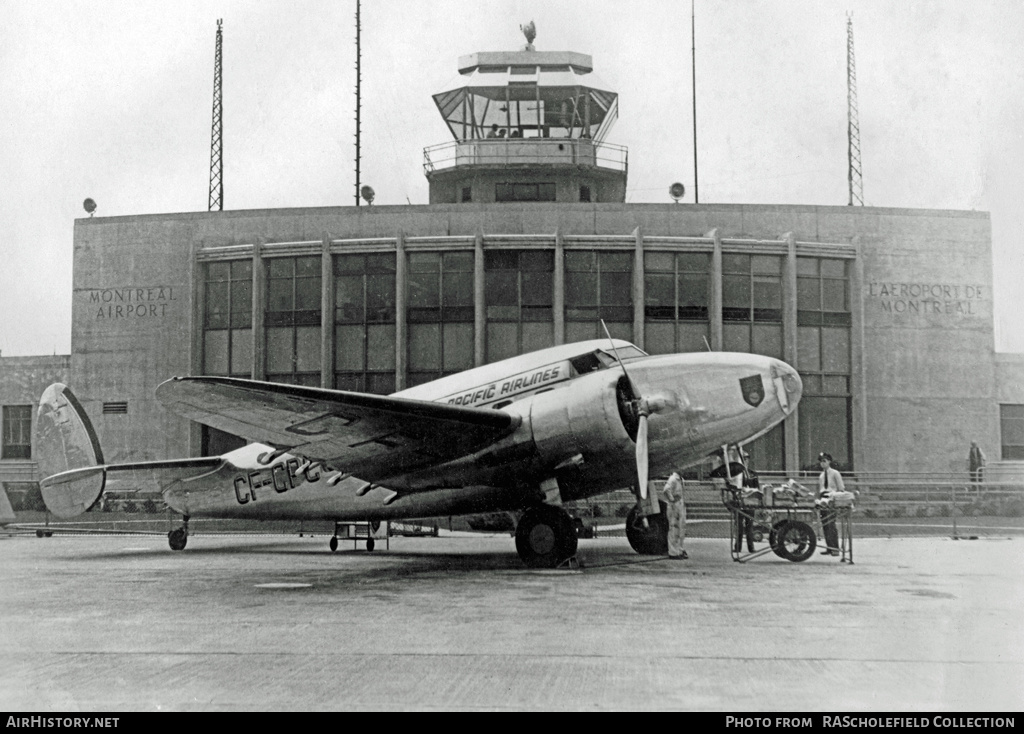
[527,369,637,500]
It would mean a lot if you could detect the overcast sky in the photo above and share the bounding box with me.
[2,0,1022,356]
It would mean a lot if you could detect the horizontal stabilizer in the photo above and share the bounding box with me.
[40,467,106,519]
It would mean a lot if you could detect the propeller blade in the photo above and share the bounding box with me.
[600,319,640,398]
[637,412,649,499]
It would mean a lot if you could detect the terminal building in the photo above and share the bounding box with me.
[4,32,1024,494]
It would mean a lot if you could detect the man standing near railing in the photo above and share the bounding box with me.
[817,452,844,556]
[968,441,986,486]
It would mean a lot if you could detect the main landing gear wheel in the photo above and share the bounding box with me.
[168,527,188,551]
[776,520,816,562]
[515,505,578,568]
[366,537,375,552]
[625,501,668,555]
[329,536,338,552]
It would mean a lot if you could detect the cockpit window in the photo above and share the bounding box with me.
[570,347,647,375]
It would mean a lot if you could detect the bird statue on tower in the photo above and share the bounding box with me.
[520,20,536,50]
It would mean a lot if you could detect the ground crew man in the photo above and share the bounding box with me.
[662,471,687,560]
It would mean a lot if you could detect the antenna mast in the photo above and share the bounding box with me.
[354,0,362,206]
[846,12,863,206]
[208,19,224,212]
[691,0,699,204]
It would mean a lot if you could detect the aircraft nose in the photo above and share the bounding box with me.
[772,360,802,415]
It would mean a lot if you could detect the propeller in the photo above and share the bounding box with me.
[601,321,661,501]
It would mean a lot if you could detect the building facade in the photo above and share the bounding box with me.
[0,355,71,507]
[7,34,1022,488]
[67,201,1010,476]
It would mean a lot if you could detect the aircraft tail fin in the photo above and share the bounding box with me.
[34,384,106,518]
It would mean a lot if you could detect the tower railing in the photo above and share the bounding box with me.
[423,138,628,175]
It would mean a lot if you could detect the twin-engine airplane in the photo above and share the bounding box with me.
[35,338,802,567]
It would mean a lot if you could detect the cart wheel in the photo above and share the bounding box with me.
[752,530,764,543]
[777,520,816,562]
[769,521,790,558]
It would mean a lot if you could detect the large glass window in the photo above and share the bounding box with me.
[203,260,253,377]
[795,257,852,469]
[798,396,851,470]
[745,424,785,473]
[722,254,783,359]
[495,182,556,202]
[1001,405,1024,460]
[643,251,710,354]
[407,251,474,386]
[265,256,321,386]
[2,405,32,459]
[796,257,851,394]
[565,250,633,343]
[334,253,396,394]
[485,250,554,363]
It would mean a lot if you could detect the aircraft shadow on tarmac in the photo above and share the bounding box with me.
[57,535,661,574]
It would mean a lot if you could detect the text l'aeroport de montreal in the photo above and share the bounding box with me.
[6,718,118,728]
[88,287,178,319]
[725,717,1013,729]
[868,282,983,316]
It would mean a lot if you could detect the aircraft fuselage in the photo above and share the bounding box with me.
[162,350,801,521]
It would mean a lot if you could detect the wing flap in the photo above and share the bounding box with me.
[156,377,520,482]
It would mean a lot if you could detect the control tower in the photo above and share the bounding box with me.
[423,24,627,204]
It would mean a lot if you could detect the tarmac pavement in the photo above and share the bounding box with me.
[0,532,1021,711]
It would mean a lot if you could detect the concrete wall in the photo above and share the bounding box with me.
[995,353,1024,404]
[71,202,995,474]
[72,218,195,464]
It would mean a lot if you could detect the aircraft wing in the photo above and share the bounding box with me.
[155,377,521,482]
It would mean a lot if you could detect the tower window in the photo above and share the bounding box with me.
[579,185,592,202]
[495,183,556,202]
[461,186,472,203]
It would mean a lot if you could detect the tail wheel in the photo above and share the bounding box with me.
[625,501,668,555]
[777,520,816,562]
[168,528,188,551]
[515,505,578,568]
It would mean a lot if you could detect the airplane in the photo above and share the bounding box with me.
[34,338,802,568]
